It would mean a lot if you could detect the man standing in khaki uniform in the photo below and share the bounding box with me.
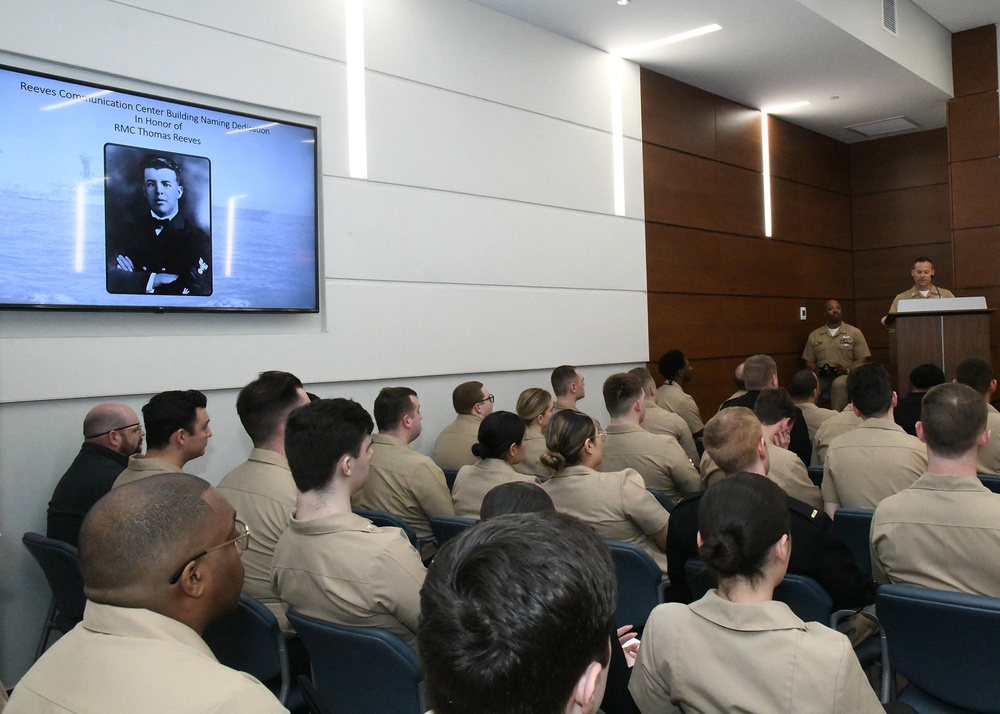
[871,383,1000,596]
[352,387,454,560]
[802,299,870,412]
[551,364,586,411]
[881,256,956,326]
[432,380,493,470]
[955,357,1000,475]
[790,369,837,441]
[823,364,926,519]
[656,350,704,437]
[628,367,699,465]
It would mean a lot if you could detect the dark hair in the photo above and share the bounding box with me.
[955,357,994,397]
[846,363,893,417]
[480,482,555,519]
[285,398,374,493]
[140,154,182,184]
[550,365,579,397]
[698,473,790,584]
[373,387,417,431]
[790,369,818,399]
[913,256,933,267]
[453,381,486,414]
[603,372,644,418]
[419,511,615,714]
[742,355,777,391]
[909,363,946,391]
[920,383,987,458]
[236,371,305,446]
[472,411,526,462]
[540,410,596,471]
[753,387,796,426]
[142,390,207,450]
[658,350,686,382]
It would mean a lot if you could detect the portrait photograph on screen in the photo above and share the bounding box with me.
[0,63,319,312]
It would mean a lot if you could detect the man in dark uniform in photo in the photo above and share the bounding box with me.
[107,154,211,296]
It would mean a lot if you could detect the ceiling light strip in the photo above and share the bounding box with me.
[346,0,368,180]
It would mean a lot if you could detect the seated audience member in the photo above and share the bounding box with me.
[599,372,701,504]
[955,356,1000,475]
[47,402,144,546]
[8,474,287,713]
[811,404,863,467]
[802,298,871,413]
[513,387,556,479]
[540,410,670,573]
[872,383,1000,596]
[721,354,811,466]
[352,387,454,560]
[433,381,494,470]
[894,363,945,436]
[451,411,539,518]
[718,361,747,411]
[628,367,699,465]
[479,481,554,519]
[216,371,310,627]
[551,364,587,411]
[113,389,212,488]
[419,511,616,714]
[823,364,926,519]
[272,399,425,649]
[655,350,704,437]
[631,474,882,713]
[666,408,873,610]
[791,369,837,440]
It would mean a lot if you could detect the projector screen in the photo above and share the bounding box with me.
[0,64,319,312]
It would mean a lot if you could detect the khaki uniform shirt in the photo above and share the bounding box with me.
[797,402,838,441]
[112,454,183,489]
[6,602,287,714]
[513,430,552,479]
[655,381,704,435]
[541,465,670,573]
[811,407,863,466]
[599,424,701,503]
[271,511,425,649]
[889,285,956,315]
[801,322,871,371]
[352,433,455,558]
[452,458,539,518]
[217,449,295,627]
[872,472,1000,597]
[642,400,699,464]
[628,591,883,714]
[700,443,822,510]
[432,414,480,470]
[977,405,1000,475]
[822,419,926,509]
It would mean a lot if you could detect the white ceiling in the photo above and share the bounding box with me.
[468,0,1000,143]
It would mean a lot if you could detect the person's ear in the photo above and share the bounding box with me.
[773,533,791,565]
[176,560,209,599]
[171,428,188,448]
[915,421,927,444]
[891,391,898,408]
[176,183,184,199]
[568,660,605,714]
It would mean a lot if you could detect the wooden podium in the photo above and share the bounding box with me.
[889,297,991,390]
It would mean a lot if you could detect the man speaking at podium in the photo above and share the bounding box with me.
[881,257,954,326]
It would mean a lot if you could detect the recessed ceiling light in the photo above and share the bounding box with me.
[761,100,810,114]
[617,0,629,5]
[616,24,722,56]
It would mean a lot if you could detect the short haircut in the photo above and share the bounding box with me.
[846,363,893,417]
[658,350,686,382]
[955,357,994,397]
[698,473,790,585]
[910,363,946,390]
[742,355,777,391]
[753,388,796,427]
[419,511,615,714]
[540,409,597,472]
[790,369,818,399]
[515,387,552,426]
[453,381,486,414]
[79,473,212,593]
[373,387,417,432]
[480,482,555,519]
[285,398,374,493]
[550,365,579,397]
[82,403,133,440]
[236,370,304,446]
[703,407,761,476]
[603,372,644,419]
[920,383,987,458]
[140,154,182,183]
[627,367,656,392]
[142,390,207,450]
[472,411,526,461]
[913,256,933,267]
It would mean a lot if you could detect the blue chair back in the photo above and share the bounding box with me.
[806,466,824,488]
[833,508,874,578]
[287,610,423,714]
[978,473,1000,494]
[646,489,675,513]
[352,507,418,548]
[429,515,476,546]
[22,532,86,657]
[441,468,459,492]
[878,584,1000,712]
[606,540,663,630]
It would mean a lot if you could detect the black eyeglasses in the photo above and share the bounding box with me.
[168,519,250,585]
[477,394,495,405]
[84,422,143,439]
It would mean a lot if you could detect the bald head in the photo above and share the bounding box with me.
[83,402,143,456]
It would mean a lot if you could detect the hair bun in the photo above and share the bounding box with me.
[471,443,485,459]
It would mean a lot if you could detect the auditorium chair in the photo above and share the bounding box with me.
[21,532,86,660]
[429,514,475,546]
[606,539,665,631]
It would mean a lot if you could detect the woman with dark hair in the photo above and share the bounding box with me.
[540,410,670,574]
[628,474,883,713]
[513,387,556,479]
[480,481,554,519]
[451,411,539,518]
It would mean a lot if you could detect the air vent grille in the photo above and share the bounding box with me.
[882,0,898,36]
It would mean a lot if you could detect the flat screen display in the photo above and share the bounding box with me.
[0,64,319,312]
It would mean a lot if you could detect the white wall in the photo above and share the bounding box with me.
[0,0,647,685]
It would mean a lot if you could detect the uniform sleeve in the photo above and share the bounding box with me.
[622,470,670,537]
[413,461,456,517]
[889,293,901,315]
[678,394,704,434]
[375,534,428,639]
[671,417,699,465]
[852,327,871,360]
[802,331,816,361]
[831,636,886,713]
[627,608,683,714]
[664,440,703,497]
[211,682,290,713]
[869,511,891,585]
[699,451,724,489]
[820,457,841,505]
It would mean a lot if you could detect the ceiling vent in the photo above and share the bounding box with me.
[882,0,898,36]
[846,116,919,137]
